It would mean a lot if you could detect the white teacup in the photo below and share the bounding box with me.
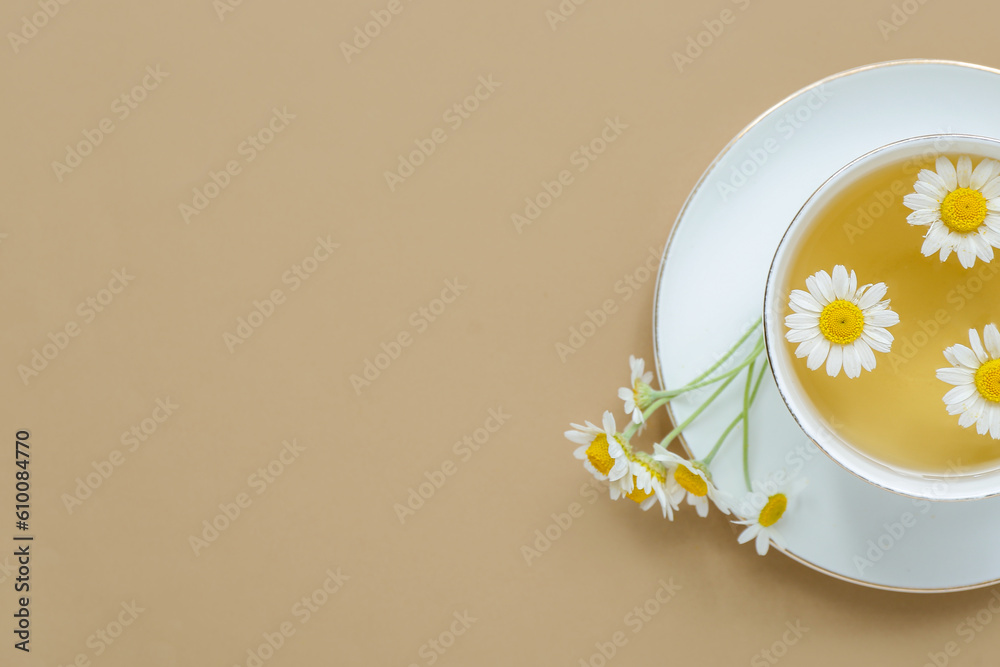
[764,133,1000,501]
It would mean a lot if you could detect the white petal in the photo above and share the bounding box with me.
[957,155,973,188]
[970,329,989,364]
[856,283,888,310]
[806,337,831,370]
[908,209,942,226]
[826,344,843,377]
[982,176,1000,200]
[919,168,948,192]
[811,270,835,304]
[602,411,616,437]
[786,328,820,344]
[958,247,977,269]
[973,159,996,190]
[832,265,850,300]
[944,383,978,405]
[795,335,823,358]
[861,327,893,351]
[855,339,877,371]
[937,366,975,385]
[864,310,899,328]
[785,313,820,329]
[842,344,861,378]
[737,524,760,545]
[974,235,995,263]
[903,193,940,211]
[937,156,958,190]
[952,343,981,369]
[789,289,822,313]
[755,530,771,556]
[914,179,945,199]
[984,324,1000,358]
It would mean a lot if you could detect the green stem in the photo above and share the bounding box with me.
[650,316,763,400]
[741,360,756,491]
[685,316,762,386]
[701,355,771,468]
[659,336,764,449]
[622,395,671,440]
[742,361,770,491]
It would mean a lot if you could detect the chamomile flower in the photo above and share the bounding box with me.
[567,411,634,495]
[784,265,899,378]
[903,155,1000,269]
[652,445,731,517]
[618,355,655,425]
[733,476,807,556]
[935,324,1000,439]
[623,452,677,519]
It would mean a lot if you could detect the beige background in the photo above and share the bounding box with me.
[2,0,1000,665]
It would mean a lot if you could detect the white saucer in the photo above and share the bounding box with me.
[654,60,1000,592]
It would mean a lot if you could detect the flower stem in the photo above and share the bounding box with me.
[650,316,763,400]
[660,335,764,449]
[741,359,756,491]
[742,360,770,491]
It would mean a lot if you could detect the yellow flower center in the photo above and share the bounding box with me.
[674,464,707,497]
[941,187,987,233]
[626,482,653,504]
[585,434,616,476]
[975,359,1000,403]
[818,299,865,345]
[758,493,787,527]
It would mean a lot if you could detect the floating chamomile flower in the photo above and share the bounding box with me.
[903,155,1000,269]
[733,477,806,556]
[652,445,731,517]
[935,324,1000,439]
[618,355,654,425]
[567,411,634,496]
[623,452,677,520]
[784,265,899,378]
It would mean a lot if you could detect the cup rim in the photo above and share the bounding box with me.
[763,132,1000,502]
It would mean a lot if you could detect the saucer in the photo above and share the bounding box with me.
[653,60,1000,592]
